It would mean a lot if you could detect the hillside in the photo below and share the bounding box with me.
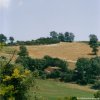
[25,42,100,61]
[1,42,100,69]
[26,42,100,69]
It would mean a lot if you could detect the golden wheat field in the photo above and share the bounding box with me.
[26,42,99,60]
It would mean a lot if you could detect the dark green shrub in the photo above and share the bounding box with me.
[94,91,100,98]
[92,80,100,90]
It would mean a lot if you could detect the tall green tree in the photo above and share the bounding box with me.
[58,33,65,42]
[18,45,28,57]
[64,32,75,42]
[75,58,91,85]
[0,34,7,48]
[50,31,58,39]
[9,36,14,45]
[89,34,99,55]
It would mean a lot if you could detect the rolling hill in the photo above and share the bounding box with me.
[1,42,100,69]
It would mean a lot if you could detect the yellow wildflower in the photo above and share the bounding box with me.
[12,68,20,78]
[24,69,30,75]
[3,76,11,82]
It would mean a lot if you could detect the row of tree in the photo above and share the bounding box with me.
[0,32,75,47]
[50,31,75,42]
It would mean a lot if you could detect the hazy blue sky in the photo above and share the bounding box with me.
[0,0,100,41]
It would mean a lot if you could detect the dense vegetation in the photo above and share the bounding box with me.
[15,45,100,89]
[0,55,35,100]
[89,34,99,55]
[0,33,100,99]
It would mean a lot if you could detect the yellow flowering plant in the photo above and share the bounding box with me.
[0,61,34,100]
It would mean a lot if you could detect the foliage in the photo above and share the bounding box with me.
[9,37,14,45]
[90,57,100,76]
[94,91,100,98]
[60,71,74,82]
[58,33,65,42]
[75,57,100,85]
[0,34,7,49]
[50,31,58,39]
[16,37,60,45]
[0,57,35,100]
[16,56,35,71]
[47,70,61,79]
[16,46,34,70]
[18,45,28,57]
[50,31,75,42]
[89,34,99,55]
[92,80,100,90]
[44,56,68,72]
[64,32,75,42]
[75,58,91,85]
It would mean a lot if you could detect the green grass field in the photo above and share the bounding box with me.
[33,79,95,100]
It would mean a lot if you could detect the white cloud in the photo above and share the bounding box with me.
[0,0,11,8]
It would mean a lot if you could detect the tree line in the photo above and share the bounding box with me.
[0,31,75,46]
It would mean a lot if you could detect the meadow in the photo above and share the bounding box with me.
[34,79,95,100]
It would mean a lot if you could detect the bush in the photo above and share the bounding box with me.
[16,56,35,71]
[47,70,61,79]
[0,57,35,100]
[76,78,88,85]
[94,91,100,98]
[44,56,68,72]
[60,71,73,82]
[92,80,100,90]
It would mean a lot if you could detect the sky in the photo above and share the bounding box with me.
[0,0,100,41]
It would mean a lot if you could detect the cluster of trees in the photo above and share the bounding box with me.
[74,57,100,86]
[0,32,75,47]
[14,31,75,45]
[50,31,75,42]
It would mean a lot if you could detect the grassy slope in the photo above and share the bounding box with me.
[34,79,95,100]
